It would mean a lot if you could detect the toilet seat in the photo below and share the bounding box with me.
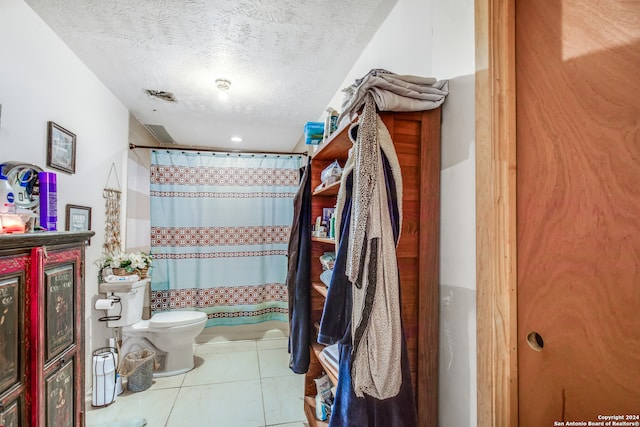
[148,311,207,328]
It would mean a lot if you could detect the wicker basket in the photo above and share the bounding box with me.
[112,267,148,279]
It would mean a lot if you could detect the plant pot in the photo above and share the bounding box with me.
[112,268,148,278]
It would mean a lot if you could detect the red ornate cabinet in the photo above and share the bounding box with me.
[0,231,93,427]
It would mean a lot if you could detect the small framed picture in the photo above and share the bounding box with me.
[322,207,335,226]
[65,205,91,232]
[47,121,76,174]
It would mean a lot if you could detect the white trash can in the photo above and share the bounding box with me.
[92,347,117,407]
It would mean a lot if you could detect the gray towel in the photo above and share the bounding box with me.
[339,70,449,125]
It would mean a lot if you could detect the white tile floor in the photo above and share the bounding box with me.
[86,337,308,427]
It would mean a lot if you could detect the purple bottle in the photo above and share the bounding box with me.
[38,171,57,231]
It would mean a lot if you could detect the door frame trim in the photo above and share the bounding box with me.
[475,0,518,425]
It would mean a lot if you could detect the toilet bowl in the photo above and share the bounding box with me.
[100,279,208,377]
[119,311,207,377]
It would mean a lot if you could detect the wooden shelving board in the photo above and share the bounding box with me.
[312,281,328,298]
[312,181,341,197]
[312,122,353,162]
[303,396,329,427]
[311,342,339,385]
[311,236,335,245]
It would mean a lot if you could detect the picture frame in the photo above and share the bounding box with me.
[65,205,91,233]
[47,121,76,174]
[322,207,335,226]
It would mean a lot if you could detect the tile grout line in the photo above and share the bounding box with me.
[164,344,195,427]
[256,339,269,427]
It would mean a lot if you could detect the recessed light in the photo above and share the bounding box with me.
[230,136,242,143]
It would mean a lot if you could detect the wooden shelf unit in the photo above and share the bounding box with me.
[302,109,442,427]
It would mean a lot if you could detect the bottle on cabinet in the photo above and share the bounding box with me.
[0,170,16,214]
[38,171,57,231]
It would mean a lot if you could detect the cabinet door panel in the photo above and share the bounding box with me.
[45,358,74,427]
[0,277,21,394]
[44,264,75,361]
[0,397,22,427]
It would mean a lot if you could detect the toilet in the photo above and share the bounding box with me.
[101,278,207,377]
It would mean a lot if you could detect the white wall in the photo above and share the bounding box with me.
[431,1,477,426]
[0,0,130,399]
[319,0,477,425]
[323,0,434,113]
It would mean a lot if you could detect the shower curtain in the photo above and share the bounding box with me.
[149,150,302,327]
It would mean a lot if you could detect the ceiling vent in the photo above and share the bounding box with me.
[145,89,176,102]
[144,124,177,144]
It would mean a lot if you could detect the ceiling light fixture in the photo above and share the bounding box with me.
[215,78,231,101]
[230,136,242,143]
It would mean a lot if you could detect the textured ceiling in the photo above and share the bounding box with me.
[24,0,398,152]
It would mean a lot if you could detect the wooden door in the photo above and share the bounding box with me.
[30,245,86,427]
[516,0,640,425]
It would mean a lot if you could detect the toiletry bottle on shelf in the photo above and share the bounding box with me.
[329,213,336,239]
[323,107,338,143]
[330,109,339,134]
[0,170,16,214]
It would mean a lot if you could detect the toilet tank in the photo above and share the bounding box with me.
[104,279,148,328]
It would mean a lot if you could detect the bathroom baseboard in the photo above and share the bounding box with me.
[195,321,289,344]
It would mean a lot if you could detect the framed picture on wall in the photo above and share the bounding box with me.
[47,121,76,174]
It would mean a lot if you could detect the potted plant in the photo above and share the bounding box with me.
[97,251,152,279]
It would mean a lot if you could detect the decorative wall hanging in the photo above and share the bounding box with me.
[103,163,121,255]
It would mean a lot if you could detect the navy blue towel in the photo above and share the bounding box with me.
[287,159,312,374]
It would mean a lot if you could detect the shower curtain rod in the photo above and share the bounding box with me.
[129,143,307,157]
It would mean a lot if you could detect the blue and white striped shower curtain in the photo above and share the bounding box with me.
[149,150,302,327]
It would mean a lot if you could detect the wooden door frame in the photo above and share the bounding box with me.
[475,0,518,426]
